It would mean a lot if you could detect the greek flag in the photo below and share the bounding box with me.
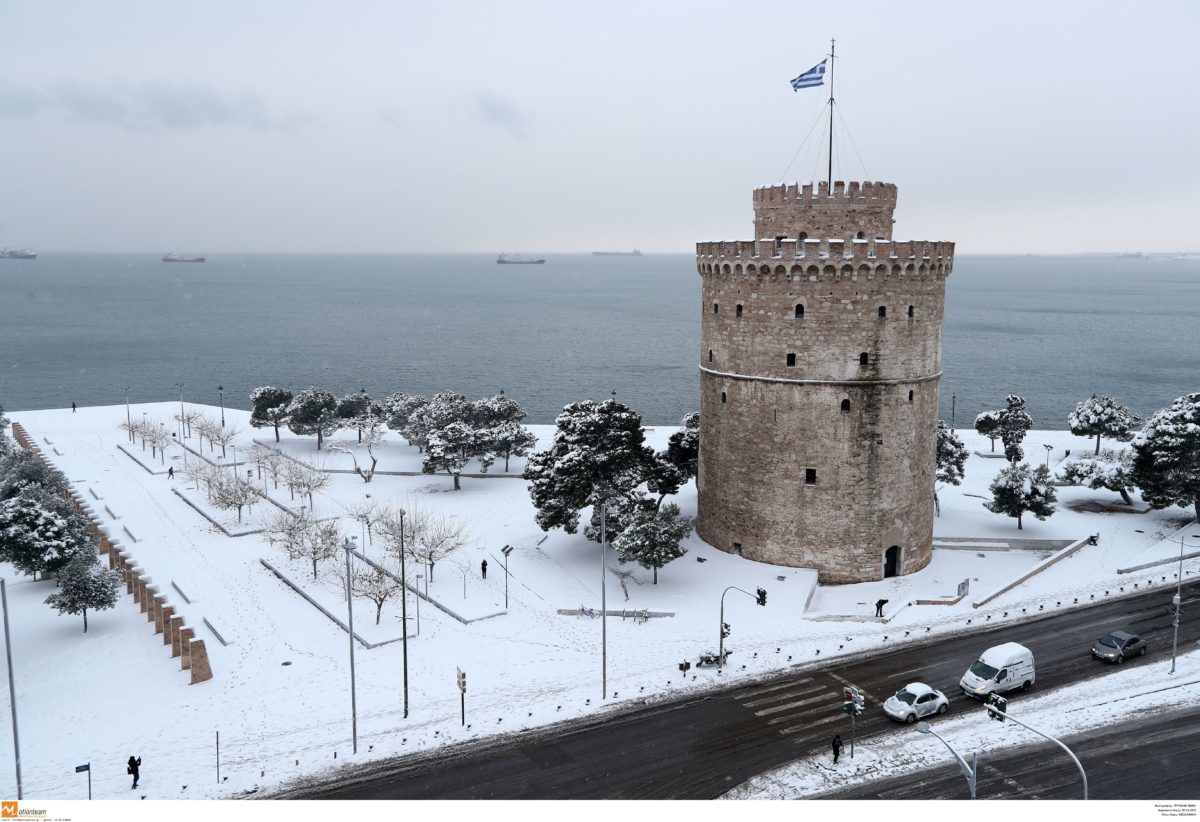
[790,59,826,91]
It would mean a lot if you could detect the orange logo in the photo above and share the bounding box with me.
[1,801,17,818]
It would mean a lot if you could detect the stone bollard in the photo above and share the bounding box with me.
[130,568,144,601]
[152,594,167,633]
[145,587,160,622]
[189,639,213,684]
[137,577,152,612]
[170,616,184,657]
[180,626,195,669]
[98,536,111,556]
[161,606,175,645]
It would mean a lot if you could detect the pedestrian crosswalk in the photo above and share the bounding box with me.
[732,674,873,738]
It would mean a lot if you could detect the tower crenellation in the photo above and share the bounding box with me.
[696,179,954,584]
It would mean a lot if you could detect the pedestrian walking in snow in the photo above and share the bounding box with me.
[481,559,488,579]
[832,734,843,764]
[167,467,174,479]
[72,402,76,413]
[127,755,141,789]
[874,598,888,618]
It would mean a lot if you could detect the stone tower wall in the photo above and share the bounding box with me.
[753,180,897,241]
[696,182,953,583]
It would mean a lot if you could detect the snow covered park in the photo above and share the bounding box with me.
[1,401,1198,800]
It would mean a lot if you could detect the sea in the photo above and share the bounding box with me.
[1,252,1197,428]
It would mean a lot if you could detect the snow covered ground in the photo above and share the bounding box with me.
[2,403,1198,800]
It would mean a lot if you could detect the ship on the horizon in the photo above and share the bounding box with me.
[496,253,545,265]
[0,248,36,259]
[162,252,206,263]
[591,249,642,256]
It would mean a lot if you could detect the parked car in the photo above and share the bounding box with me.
[883,682,949,723]
[1091,630,1146,663]
[959,642,1035,698]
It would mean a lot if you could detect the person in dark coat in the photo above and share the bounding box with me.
[167,467,174,479]
[127,755,141,789]
[481,559,488,579]
[72,402,77,413]
[874,598,889,618]
[832,734,844,764]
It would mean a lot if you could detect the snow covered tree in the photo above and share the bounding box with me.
[0,448,69,501]
[207,422,242,460]
[413,393,493,490]
[178,405,205,440]
[337,391,380,444]
[524,397,656,536]
[0,495,90,578]
[343,497,385,546]
[338,556,405,625]
[583,489,648,544]
[283,459,329,510]
[287,388,341,450]
[974,410,1002,453]
[997,395,1033,463]
[379,506,468,583]
[264,509,340,580]
[329,414,387,483]
[662,412,700,481]
[0,404,11,455]
[249,387,293,442]
[1059,449,1137,505]
[1131,393,1200,522]
[486,420,538,472]
[1069,394,1141,456]
[384,393,430,451]
[210,474,260,522]
[44,553,121,633]
[935,420,968,516]
[984,462,1057,530]
[245,444,288,490]
[144,421,173,464]
[612,501,691,584]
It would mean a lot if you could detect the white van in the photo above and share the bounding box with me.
[959,642,1035,698]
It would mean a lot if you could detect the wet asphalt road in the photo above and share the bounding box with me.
[291,579,1200,799]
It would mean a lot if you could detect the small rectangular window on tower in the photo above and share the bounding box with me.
[786,352,796,367]
[805,468,817,485]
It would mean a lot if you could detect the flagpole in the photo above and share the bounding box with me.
[827,38,836,189]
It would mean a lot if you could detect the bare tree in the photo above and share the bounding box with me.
[343,497,385,546]
[246,443,289,491]
[193,415,219,453]
[208,422,243,459]
[144,421,174,464]
[327,415,386,483]
[264,509,340,580]
[284,458,330,510]
[379,506,469,582]
[333,556,405,625]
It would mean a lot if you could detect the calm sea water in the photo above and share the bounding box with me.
[1,253,1196,427]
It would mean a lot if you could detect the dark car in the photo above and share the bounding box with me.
[1091,630,1146,664]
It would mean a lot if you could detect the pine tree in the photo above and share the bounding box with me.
[249,387,294,443]
[974,410,1002,453]
[0,495,90,578]
[1059,449,1136,505]
[1131,393,1200,522]
[0,448,70,501]
[383,393,430,451]
[1069,394,1141,455]
[44,553,121,633]
[524,397,656,536]
[998,395,1033,463]
[287,387,341,450]
[612,502,691,584]
[662,412,700,480]
[935,420,968,517]
[984,462,1057,529]
[0,404,11,455]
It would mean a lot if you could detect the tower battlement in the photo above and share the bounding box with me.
[753,180,897,241]
[697,238,954,270]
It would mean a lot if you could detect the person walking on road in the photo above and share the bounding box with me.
[832,734,844,765]
[481,559,488,579]
[127,755,141,789]
[167,467,174,479]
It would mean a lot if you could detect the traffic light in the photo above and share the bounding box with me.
[457,669,467,694]
[756,587,767,606]
[988,693,1007,722]
[721,622,731,639]
[678,660,692,675]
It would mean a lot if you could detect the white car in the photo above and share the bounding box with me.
[883,682,950,723]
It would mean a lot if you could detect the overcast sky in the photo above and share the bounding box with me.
[2,1,1196,254]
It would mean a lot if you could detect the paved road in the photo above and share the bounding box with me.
[292,579,1200,799]
[832,703,1200,800]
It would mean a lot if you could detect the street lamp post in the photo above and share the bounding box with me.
[2,580,22,799]
[176,382,186,441]
[217,385,225,427]
[123,386,132,441]
[1171,535,1198,675]
[600,499,608,699]
[414,574,423,636]
[398,509,409,719]
[1043,443,1053,468]
[915,722,976,799]
[718,585,768,668]
[343,538,358,754]
[501,544,514,609]
[951,393,957,431]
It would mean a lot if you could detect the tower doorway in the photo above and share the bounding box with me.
[884,545,901,578]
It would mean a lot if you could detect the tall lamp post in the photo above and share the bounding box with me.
[1171,534,1199,675]
[1042,443,1053,468]
[217,385,225,427]
[2,580,22,799]
[915,722,976,799]
[176,382,186,441]
[501,544,514,608]
[398,509,409,719]
[718,586,768,668]
[122,386,133,442]
[600,499,608,699]
[414,575,423,636]
[342,538,358,754]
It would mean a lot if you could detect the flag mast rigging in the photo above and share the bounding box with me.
[827,38,835,189]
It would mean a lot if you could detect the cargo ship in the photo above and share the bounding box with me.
[162,253,206,263]
[0,248,36,259]
[592,249,642,256]
[496,253,545,265]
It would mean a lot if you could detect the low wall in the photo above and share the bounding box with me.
[10,421,213,685]
[971,535,1091,609]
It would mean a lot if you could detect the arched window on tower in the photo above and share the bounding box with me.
[908,390,914,403]
[736,304,743,318]
[840,399,850,413]
[859,352,869,366]
[708,349,713,363]
[878,306,887,318]
[799,231,808,242]
[795,304,805,318]
[712,302,719,315]
[856,231,865,240]
[786,353,796,367]
[908,305,915,318]
[721,391,727,404]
